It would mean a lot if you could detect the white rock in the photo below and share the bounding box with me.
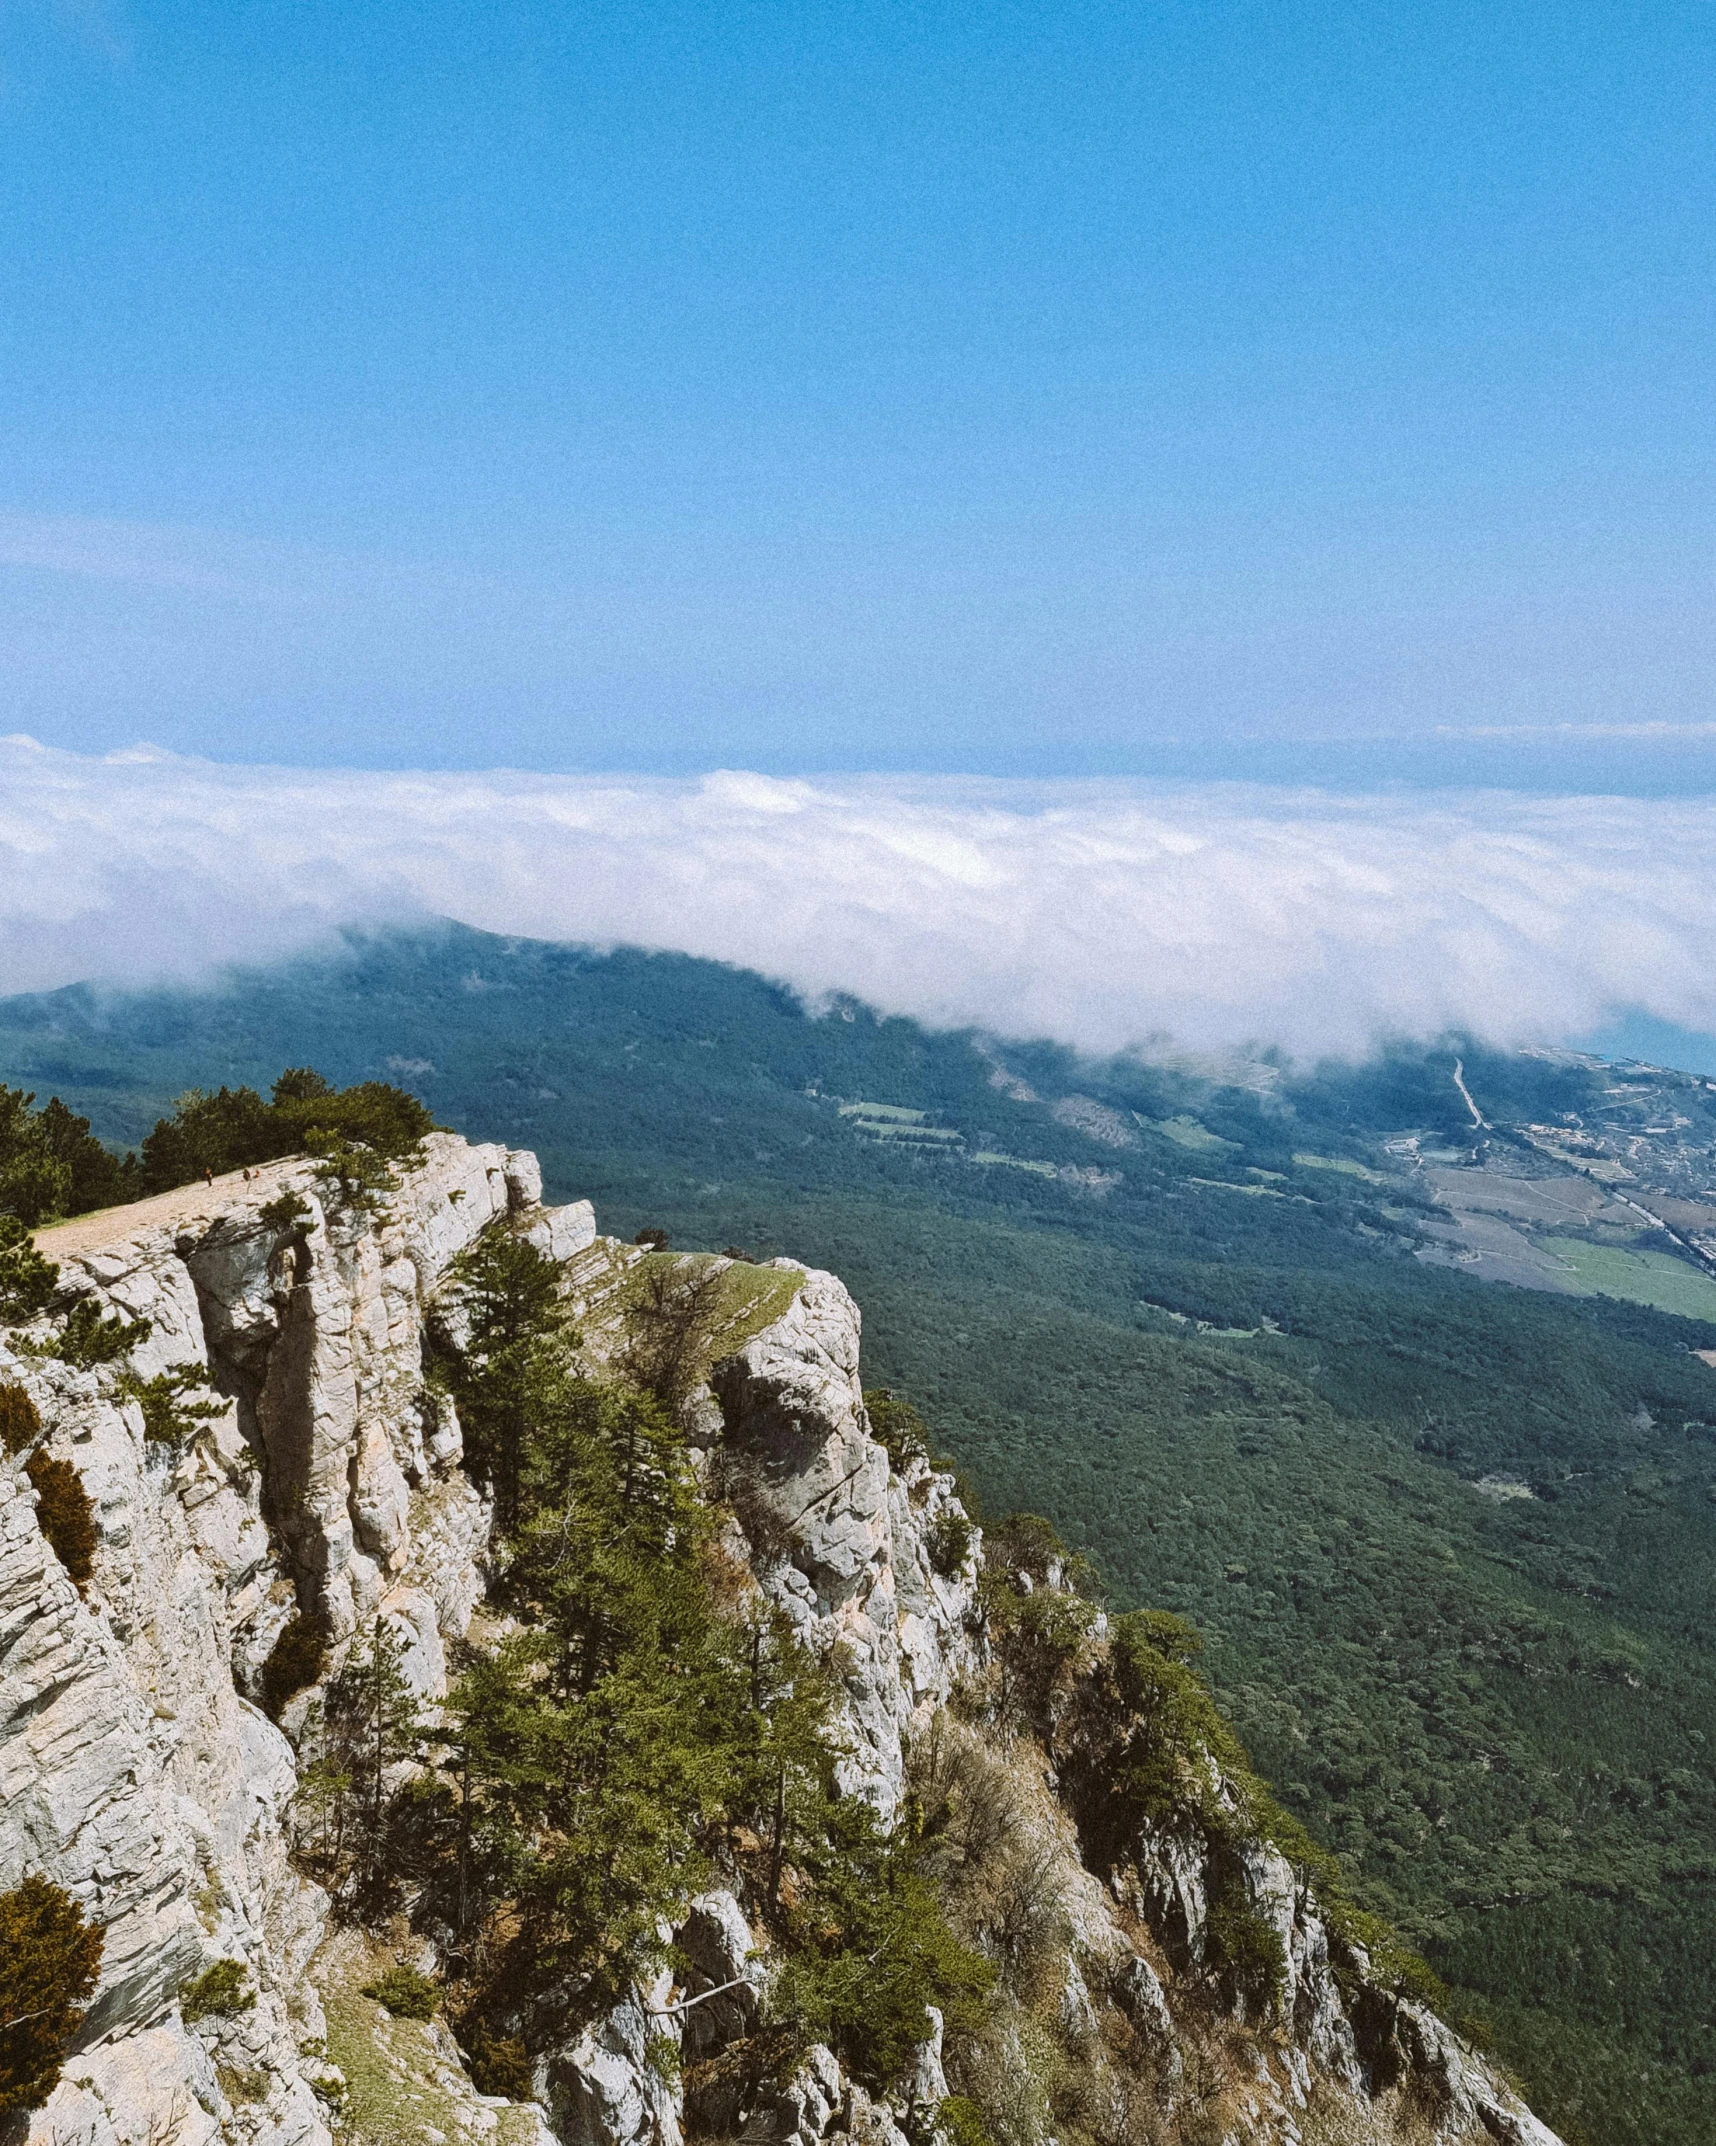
[898,2005,949,2114]
[712,1267,981,1814]
[675,1887,764,2059]
[528,1200,598,1261]
[549,1978,683,2146]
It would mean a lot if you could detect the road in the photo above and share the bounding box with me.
[1450,1058,1488,1131]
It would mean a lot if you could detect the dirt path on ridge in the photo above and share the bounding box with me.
[31,1155,309,1259]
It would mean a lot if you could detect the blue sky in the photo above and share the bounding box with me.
[3,0,1716,787]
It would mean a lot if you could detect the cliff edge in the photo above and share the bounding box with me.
[0,1137,1561,2146]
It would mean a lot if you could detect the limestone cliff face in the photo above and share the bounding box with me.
[0,1138,591,2145]
[0,1140,1561,2146]
[711,1265,982,1816]
[682,1270,1565,2146]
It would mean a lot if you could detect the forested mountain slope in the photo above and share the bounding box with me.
[0,1133,1560,2146]
[3,923,1713,2146]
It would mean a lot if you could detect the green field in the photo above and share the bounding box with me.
[1152,1112,1237,1151]
[1551,1237,1716,1320]
[1294,1150,1389,1183]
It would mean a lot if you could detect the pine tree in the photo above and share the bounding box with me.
[321,1619,423,1909]
[21,1297,152,1370]
[436,1223,570,1530]
[726,1608,843,1910]
[292,1700,355,1873]
[505,1374,705,1696]
[0,1085,133,1228]
[448,1372,756,2014]
[620,1258,729,1413]
[0,1086,70,1225]
[0,1219,58,1323]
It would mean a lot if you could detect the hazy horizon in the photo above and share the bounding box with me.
[5,3,1716,790]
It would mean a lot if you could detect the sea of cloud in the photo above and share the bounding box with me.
[2,737,1713,1060]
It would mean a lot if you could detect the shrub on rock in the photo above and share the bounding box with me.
[0,1875,103,2116]
[0,1380,40,1456]
[26,1454,96,1590]
[1,1379,98,1590]
[361,1965,439,2019]
[181,1958,255,2024]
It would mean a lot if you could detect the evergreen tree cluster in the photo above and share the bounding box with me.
[0,1066,435,1232]
[0,1085,131,1226]
[307,1221,990,2106]
[296,1616,426,1917]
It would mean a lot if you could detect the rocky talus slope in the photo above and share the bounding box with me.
[0,1138,1563,2146]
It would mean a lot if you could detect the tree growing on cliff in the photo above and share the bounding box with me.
[448,1371,740,2005]
[433,1222,570,1530]
[311,1619,424,1912]
[619,1257,730,1415]
[19,1296,152,1370]
[772,1801,996,2090]
[136,1068,434,1198]
[0,1217,58,1323]
[0,1875,104,2116]
[979,1513,1102,1725]
[117,1361,224,1445]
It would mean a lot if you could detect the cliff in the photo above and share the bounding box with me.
[0,1137,1562,2146]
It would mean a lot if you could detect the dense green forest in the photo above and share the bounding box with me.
[5,923,1716,2146]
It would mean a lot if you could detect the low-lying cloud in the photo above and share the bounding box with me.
[2,737,1714,1060]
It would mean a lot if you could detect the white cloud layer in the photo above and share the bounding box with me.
[2,737,1714,1059]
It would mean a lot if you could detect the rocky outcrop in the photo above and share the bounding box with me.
[713,1265,980,1814]
[0,1139,589,2145]
[0,1138,1563,2146]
